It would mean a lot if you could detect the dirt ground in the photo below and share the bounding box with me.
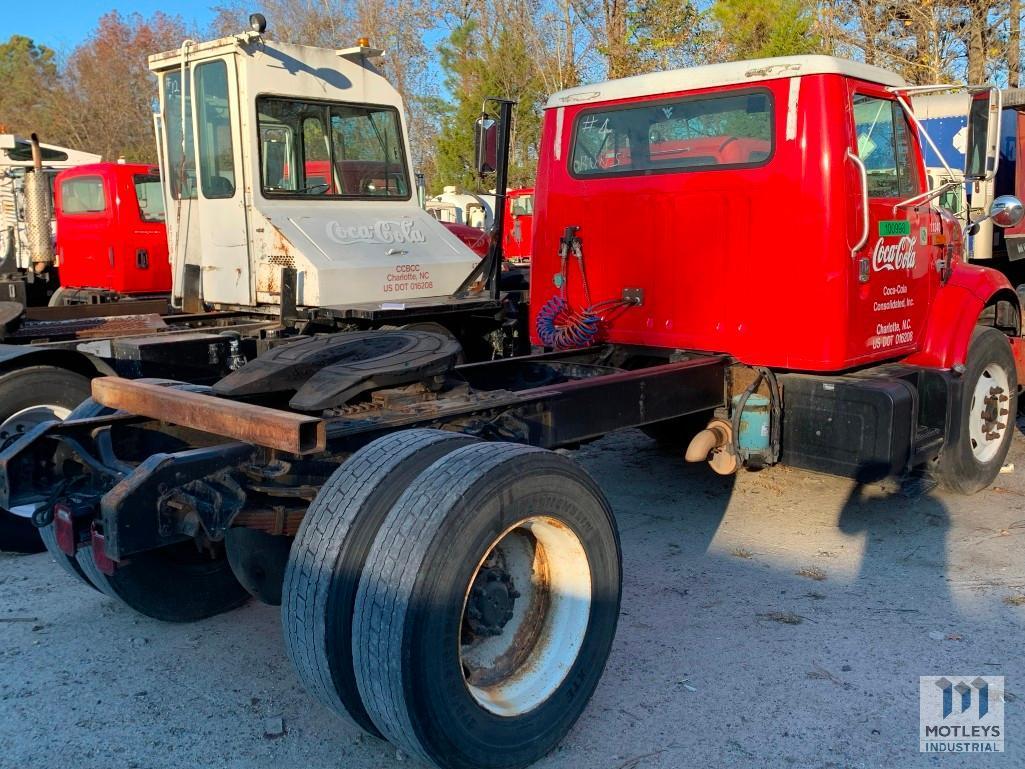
[1,427,1023,769]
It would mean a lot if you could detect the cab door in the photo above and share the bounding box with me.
[846,83,940,363]
[192,57,251,306]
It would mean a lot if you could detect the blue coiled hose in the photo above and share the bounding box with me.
[536,296,602,349]
[537,227,637,349]
[536,296,635,349]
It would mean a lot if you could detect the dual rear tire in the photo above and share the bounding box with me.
[283,430,622,769]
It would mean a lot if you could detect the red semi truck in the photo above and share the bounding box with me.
[502,187,533,263]
[5,52,1024,769]
[51,162,172,304]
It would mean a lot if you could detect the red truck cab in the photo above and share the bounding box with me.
[54,163,171,298]
[531,57,1017,374]
[502,188,534,263]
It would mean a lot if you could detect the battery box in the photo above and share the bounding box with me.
[779,374,916,482]
[110,333,232,382]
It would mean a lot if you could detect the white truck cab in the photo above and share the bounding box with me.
[149,32,480,312]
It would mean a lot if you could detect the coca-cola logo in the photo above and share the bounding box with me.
[872,235,916,272]
[326,220,426,246]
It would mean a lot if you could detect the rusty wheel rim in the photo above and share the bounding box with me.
[459,516,592,717]
[969,363,1010,464]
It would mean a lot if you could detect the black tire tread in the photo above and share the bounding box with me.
[281,428,477,733]
[39,521,96,589]
[0,366,92,554]
[353,442,547,767]
[934,326,1018,494]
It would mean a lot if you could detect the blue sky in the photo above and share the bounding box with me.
[12,0,218,50]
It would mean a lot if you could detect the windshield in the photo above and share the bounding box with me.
[257,97,410,199]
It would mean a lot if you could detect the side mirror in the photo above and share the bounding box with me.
[990,195,1024,229]
[963,88,1001,182]
[475,116,498,175]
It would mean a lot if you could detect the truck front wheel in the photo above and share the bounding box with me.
[353,443,621,769]
[933,327,1018,494]
[0,366,91,553]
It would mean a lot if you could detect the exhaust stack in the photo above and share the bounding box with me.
[24,133,54,271]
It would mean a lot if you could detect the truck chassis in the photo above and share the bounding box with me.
[0,326,1004,769]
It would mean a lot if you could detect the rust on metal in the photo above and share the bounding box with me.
[90,377,327,455]
[9,313,168,341]
[256,223,300,294]
[232,508,306,536]
[24,299,170,322]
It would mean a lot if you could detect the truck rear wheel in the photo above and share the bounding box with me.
[933,326,1018,494]
[0,366,91,553]
[282,429,478,736]
[353,443,621,769]
[39,520,96,589]
[76,541,249,622]
[68,383,249,622]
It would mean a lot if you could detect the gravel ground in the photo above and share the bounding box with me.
[1,427,1023,769]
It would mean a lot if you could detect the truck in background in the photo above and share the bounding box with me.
[0,134,102,305]
[426,185,534,263]
[0,24,525,554]
[914,89,1025,283]
[426,185,494,229]
[50,162,172,306]
[503,187,533,263]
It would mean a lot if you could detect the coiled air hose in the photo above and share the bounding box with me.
[536,226,637,349]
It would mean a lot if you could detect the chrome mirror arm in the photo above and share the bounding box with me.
[892,180,962,215]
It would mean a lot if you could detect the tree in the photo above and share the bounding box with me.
[433,5,548,191]
[708,0,821,60]
[630,0,705,72]
[45,12,190,161]
[0,36,58,136]
[1011,0,1021,87]
[213,0,442,176]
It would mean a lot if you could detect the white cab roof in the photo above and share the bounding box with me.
[545,55,906,108]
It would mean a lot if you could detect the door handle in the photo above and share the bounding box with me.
[847,149,869,255]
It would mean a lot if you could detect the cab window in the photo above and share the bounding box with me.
[133,174,166,222]
[60,176,106,214]
[195,60,236,199]
[852,94,921,199]
[571,89,773,177]
[163,69,197,200]
[511,194,533,215]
